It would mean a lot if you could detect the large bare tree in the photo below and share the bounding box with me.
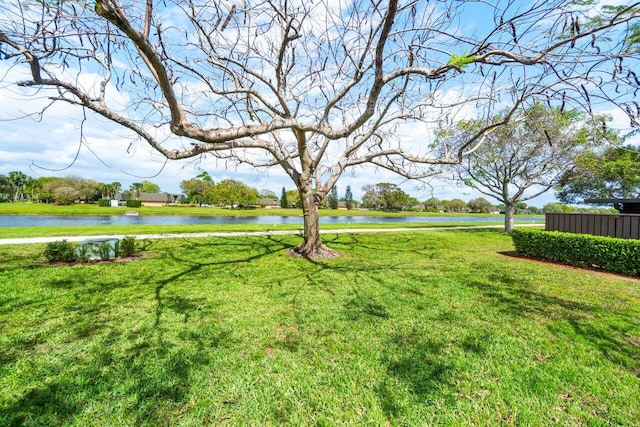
[1,0,639,257]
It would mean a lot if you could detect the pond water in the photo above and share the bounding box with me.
[0,214,544,227]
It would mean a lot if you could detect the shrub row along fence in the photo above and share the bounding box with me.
[512,229,640,276]
[545,213,640,240]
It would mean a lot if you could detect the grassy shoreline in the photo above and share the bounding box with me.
[0,201,514,218]
[0,222,546,239]
[0,202,544,239]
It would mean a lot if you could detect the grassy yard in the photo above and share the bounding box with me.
[1,229,638,425]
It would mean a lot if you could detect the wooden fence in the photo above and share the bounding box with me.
[545,213,640,239]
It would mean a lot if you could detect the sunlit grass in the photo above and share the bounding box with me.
[1,229,638,425]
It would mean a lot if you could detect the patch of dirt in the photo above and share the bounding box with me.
[500,251,640,280]
[38,252,151,267]
[627,336,640,347]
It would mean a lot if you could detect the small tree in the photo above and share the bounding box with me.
[280,187,289,209]
[444,104,606,233]
[7,171,28,202]
[361,185,380,210]
[52,186,79,205]
[345,186,353,210]
[181,178,211,205]
[0,175,10,201]
[260,189,277,198]
[442,199,468,213]
[361,183,413,211]
[467,197,493,213]
[210,179,259,207]
[96,182,110,200]
[140,180,161,193]
[129,182,143,200]
[107,182,122,200]
[424,198,441,212]
[285,190,301,208]
[329,186,339,209]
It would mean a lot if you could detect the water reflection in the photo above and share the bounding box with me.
[0,214,543,227]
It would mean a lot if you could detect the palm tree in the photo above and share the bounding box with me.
[129,182,143,199]
[108,182,122,199]
[8,171,28,202]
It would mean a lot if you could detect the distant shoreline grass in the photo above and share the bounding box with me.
[0,229,637,425]
[0,202,544,239]
[0,222,546,240]
[0,201,519,218]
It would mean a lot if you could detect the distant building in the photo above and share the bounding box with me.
[140,192,185,206]
[258,197,280,208]
[114,192,186,207]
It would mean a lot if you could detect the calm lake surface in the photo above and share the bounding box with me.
[0,214,544,227]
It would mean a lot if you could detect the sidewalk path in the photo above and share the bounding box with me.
[0,224,543,245]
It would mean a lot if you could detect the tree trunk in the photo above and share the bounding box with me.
[291,184,339,259]
[504,202,515,234]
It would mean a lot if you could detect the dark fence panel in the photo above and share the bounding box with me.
[545,213,640,240]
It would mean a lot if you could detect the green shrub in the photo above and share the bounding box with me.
[97,199,110,207]
[512,229,640,276]
[97,242,113,261]
[126,200,142,208]
[76,244,91,262]
[44,240,78,263]
[120,236,136,258]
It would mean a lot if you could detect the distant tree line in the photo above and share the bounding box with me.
[180,177,259,207]
[0,172,161,205]
[0,169,626,214]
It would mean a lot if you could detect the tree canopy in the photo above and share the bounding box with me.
[181,176,259,206]
[361,183,417,211]
[557,145,640,203]
[442,104,608,233]
[1,1,639,257]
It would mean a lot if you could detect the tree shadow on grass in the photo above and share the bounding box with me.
[151,235,295,328]
[0,322,230,427]
[377,330,455,420]
[321,232,441,258]
[466,272,640,374]
[1,236,294,426]
[0,246,44,274]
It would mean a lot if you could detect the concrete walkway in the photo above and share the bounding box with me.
[0,224,543,245]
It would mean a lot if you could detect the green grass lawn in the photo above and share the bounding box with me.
[1,230,638,425]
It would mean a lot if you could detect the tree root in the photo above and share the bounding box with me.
[289,242,340,259]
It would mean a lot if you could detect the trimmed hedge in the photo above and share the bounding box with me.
[44,240,78,263]
[126,199,142,208]
[97,199,110,207]
[512,229,640,276]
